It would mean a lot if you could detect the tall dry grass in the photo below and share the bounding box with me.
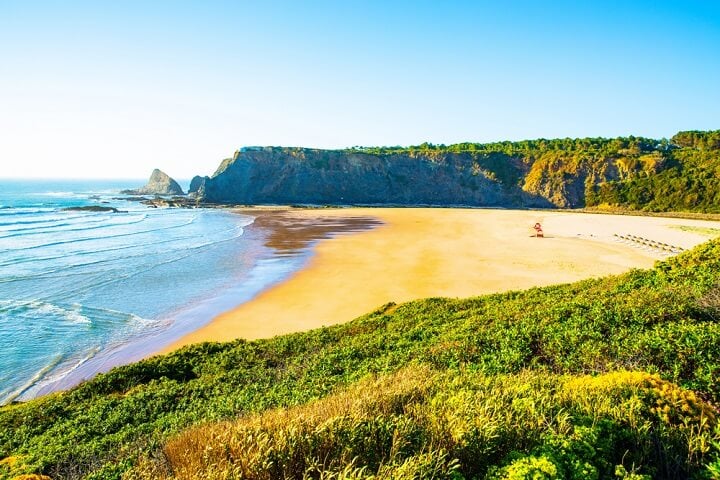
[127,367,719,480]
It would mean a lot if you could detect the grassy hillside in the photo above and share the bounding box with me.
[2,241,720,479]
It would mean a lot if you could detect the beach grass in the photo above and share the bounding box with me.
[671,225,720,237]
[130,368,718,479]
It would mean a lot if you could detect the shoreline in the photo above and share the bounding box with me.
[164,207,720,351]
[15,211,384,400]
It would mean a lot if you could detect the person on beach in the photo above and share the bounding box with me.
[533,223,544,238]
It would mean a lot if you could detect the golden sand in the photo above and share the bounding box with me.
[164,208,719,351]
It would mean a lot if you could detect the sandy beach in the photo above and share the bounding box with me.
[165,208,720,351]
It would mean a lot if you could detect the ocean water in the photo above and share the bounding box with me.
[0,180,304,403]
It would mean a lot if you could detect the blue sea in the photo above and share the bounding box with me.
[0,180,305,403]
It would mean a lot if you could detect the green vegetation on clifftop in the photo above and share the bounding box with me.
[2,240,720,478]
[587,131,720,212]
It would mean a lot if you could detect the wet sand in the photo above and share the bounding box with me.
[165,208,720,351]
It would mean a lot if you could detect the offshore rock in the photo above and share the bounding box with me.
[123,169,184,196]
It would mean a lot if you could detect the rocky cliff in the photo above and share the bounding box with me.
[188,175,208,198]
[125,169,184,196]
[194,147,551,207]
[192,132,720,210]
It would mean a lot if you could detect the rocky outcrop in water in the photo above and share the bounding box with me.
[63,206,120,213]
[123,169,184,196]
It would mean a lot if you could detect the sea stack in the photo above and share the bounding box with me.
[125,169,184,195]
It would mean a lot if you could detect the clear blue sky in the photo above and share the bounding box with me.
[1,1,718,178]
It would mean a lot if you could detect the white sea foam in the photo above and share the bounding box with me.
[35,191,85,197]
[38,346,101,385]
[1,354,65,404]
[2,214,194,253]
[18,300,93,325]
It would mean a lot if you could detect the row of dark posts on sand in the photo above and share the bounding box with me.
[613,234,686,255]
[530,226,685,256]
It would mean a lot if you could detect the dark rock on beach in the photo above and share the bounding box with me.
[140,196,195,208]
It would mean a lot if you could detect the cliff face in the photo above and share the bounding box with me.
[195,132,719,209]
[198,148,552,207]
